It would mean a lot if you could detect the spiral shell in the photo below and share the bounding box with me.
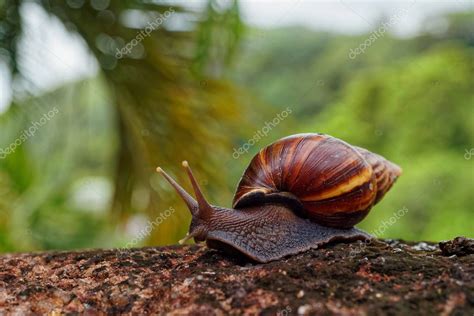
[232,133,402,228]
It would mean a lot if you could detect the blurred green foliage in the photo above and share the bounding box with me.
[0,2,472,252]
[231,12,474,241]
[310,45,473,240]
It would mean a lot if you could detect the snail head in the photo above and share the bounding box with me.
[156,161,215,244]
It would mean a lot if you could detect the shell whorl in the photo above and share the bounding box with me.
[232,133,401,228]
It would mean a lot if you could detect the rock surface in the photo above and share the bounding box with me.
[0,238,473,315]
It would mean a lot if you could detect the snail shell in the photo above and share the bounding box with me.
[233,133,402,228]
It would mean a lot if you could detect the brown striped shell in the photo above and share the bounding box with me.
[232,133,402,228]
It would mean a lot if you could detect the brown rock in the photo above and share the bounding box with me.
[0,238,472,315]
[439,236,474,257]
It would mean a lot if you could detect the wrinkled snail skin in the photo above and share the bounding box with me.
[156,133,402,263]
[203,204,371,263]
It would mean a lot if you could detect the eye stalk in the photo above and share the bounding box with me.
[155,166,198,215]
[156,161,215,244]
[181,161,214,220]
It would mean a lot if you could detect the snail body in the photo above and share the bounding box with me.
[157,133,401,263]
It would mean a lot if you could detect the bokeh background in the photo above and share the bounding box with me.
[0,0,472,253]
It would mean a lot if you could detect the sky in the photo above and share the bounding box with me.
[239,0,471,36]
[0,0,472,112]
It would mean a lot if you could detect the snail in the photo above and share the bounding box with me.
[156,133,402,263]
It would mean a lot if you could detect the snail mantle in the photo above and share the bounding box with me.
[1,237,473,315]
